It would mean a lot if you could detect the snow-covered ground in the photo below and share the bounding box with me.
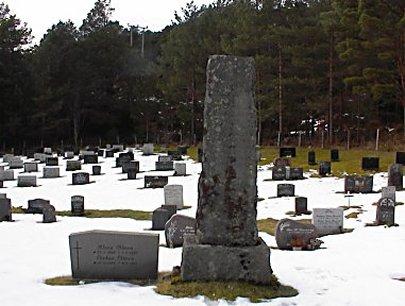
[1,150,405,306]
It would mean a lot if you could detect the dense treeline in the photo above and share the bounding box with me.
[0,0,403,149]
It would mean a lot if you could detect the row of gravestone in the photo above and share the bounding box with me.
[0,197,56,223]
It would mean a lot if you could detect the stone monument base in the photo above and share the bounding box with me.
[181,237,272,285]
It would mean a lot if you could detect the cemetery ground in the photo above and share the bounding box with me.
[1,149,405,305]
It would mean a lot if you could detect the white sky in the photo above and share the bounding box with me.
[5,0,214,43]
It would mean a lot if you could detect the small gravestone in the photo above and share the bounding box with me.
[331,149,339,162]
[275,219,320,250]
[272,166,286,181]
[119,152,134,161]
[165,215,196,248]
[35,153,48,163]
[127,168,137,180]
[42,204,57,223]
[388,164,403,191]
[174,163,187,176]
[17,175,37,187]
[308,151,316,165]
[3,154,13,163]
[105,150,114,158]
[395,152,405,165]
[155,161,174,171]
[277,184,295,197]
[92,165,101,176]
[24,162,38,173]
[376,198,395,226]
[0,198,12,222]
[161,205,177,217]
[97,149,104,157]
[113,144,124,152]
[26,149,35,159]
[164,185,184,209]
[69,230,159,280]
[344,175,373,193]
[167,150,182,161]
[116,156,131,168]
[26,199,50,214]
[72,172,90,185]
[312,208,344,236]
[290,167,304,180]
[381,186,396,202]
[43,167,60,178]
[66,160,82,171]
[9,157,23,169]
[65,151,74,159]
[46,157,59,166]
[362,157,379,171]
[144,176,168,188]
[0,170,14,181]
[279,147,296,157]
[71,196,85,216]
[44,147,52,154]
[158,155,173,163]
[295,197,310,215]
[152,208,172,230]
[84,154,98,164]
[142,143,154,155]
[122,161,139,174]
[273,157,291,167]
[318,161,331,176]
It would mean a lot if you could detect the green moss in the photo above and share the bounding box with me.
[155,274,298,303]
[12,206,25,214]
[45,276,157,286]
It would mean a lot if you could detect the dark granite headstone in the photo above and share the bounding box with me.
[308,151,316,165]
[295,197,309,215]
[144,176,168,188]
[272,166,286,181]
[318,161,331,176]
[17,175,37,187]
[69,230,159,280]
[122,161,139,174]
[167,150,182,161]
[42,204,57,223]
[127,168,137,180]
[277,184,295,197]
[92,165,101,176]
[116,156,131,168]
[165,214,196,248]
[66,160,82,171]
[275,219,320,250]
[290,167,304,180]
[155,161,174,171]
[71,196,85,216]
[362,157,379,171]
[0,198,12,222]
[388,164,403,191]
[97,149,104,157]
[152,208,172,230]
[279,147,296,158]
[161,205,177,217]
[395,152,405,166]
[177,146,188,155]
[376,198,395,226]
[46,157,58,166]
[344,175,373,193]
[331,149,339,162]
[72,172,90,185]
[84,154,98,164]
[105,150,114,158]
[26,199,50,214]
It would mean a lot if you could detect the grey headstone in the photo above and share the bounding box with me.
[174,163,187,176]
[344,176,373,193]
[312,208,344,235]
[122,161,139,174]
[26,199,50,214]
[295,197,308,215]
[181,55,272,284]
[165,214,196,248]
[43,147,52,154]
[290,167,304,180]
[388,164,403,191]
[72,172,90,185]
[69,230,159,280]
[0,193,6,199]
[66,160,82,171]
[152,208,172,230]
[277,184,295,197]
[17,175,37,187]
[275,219,320,250]
[0,198,12,222]
[164,185,184,209]
[116,156,131,168]
[24,162,38,173]
[142,143,154,155]
[158,155,173,163]
[84,154,98,164]
[376,198,395,226]
[155,161,174,171]
[42,204,56,223]
[43,167,60,178]
[144,176,168,188]
[0,170,14,181]
[46,157,59,166]
[65,151,74,159]
[381,186,396,202]
[127,168,137,180]
[92,165,101,176]
[71,196,85,216]
[161,205,177,217]
[8,157,23,169]
[308,151,316,165]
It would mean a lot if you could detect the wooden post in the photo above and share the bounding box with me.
[321,131,325,149]
[346,130,350,150]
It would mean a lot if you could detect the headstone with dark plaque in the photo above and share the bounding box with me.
[277,184,295,197]
[69,230,159,280]
[376,198,395,226]
[362,157,379,171]
[71,195,85,216]
[165,214,196,248]
[308,151,316,165]
[144,176,168,188]
[388,164,403,191]
[331,149,339,162]
[273,157,291,167]
[279,147,296,158]
[272,166,286,181]
[72,172,90,185]
[395,152,405,166]
[318,161,331,176]
[275,219,320,250]
[344,175,373,193]
[26,198,50,214]
[116,155,131,168]
[0,198,12,222]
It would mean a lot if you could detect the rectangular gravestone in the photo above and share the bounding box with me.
[174,163,186,176]
[65,151,75,159]
[279,147,296,157]
[84,155,98,164]
[164,185,184,209]
[0,198,12,222]
[155,161,174,171]
[0,170,14,181]
[142,144,154,155]
[92,165,101,175]
[388,164,403,191]
[69,230,159,280]
[344,175,373,193]
[168,150,182,161]
[26,199,50,214]
[312,208,344,235]
[9,157,23,169]
[122,161,139,174]
[331,149,339,162]
[395,152,405,166]
[105,150,114,158]
[17,175,37,187]
[318,161,331,176]
[152,208,172,230]
[66,160,82,171]
[376,198,395,226]
[158,155,173,163]
[46,157,59,166]
[290,167,304,180]
[308,151,316,165]
[72,172,90,185]
[43,167,60,178]
[277,184,295,197]
[381,186,396,202]
[71,196,85,216]
[275,219,319,250]
[144,176,168,188]
[272,166,286,181]
[24,162,38,173]
[362,157,379,171]
[295,197,309,215]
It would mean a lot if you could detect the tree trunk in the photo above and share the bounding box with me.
[328,32,334,145]
[278,47,283,142]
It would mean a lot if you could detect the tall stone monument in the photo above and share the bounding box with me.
[181,55,272,284]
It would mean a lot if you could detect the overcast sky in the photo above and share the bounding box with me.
[5,0,214,44]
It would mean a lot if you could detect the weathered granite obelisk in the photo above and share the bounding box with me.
[181,55,272,284]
